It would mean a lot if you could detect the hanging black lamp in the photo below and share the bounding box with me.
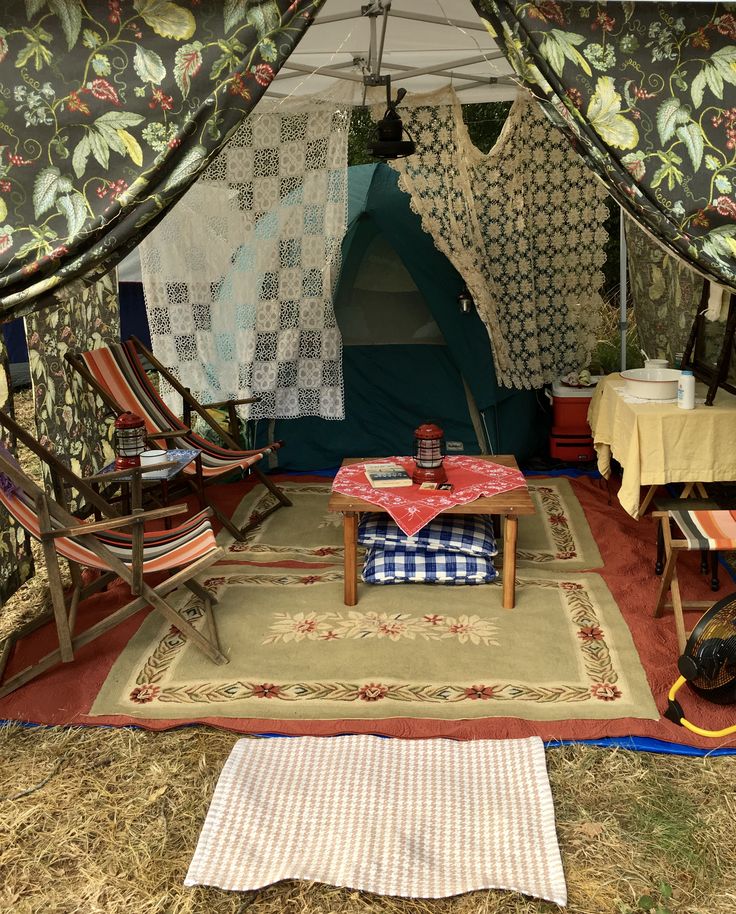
[369,79,415,160]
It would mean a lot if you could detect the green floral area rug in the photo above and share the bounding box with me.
[91,560,655,725]
[226,478,603,570]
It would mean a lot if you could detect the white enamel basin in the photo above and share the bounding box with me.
[620,368,682,400]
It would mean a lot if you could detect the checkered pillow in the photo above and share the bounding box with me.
[358,514,497,558]
[361,545,497,585]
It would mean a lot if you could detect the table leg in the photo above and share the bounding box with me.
[502,514,518,610]
[195,453,205,509]
[121,481,131,517]
[638,484,658,516]
[162,478,171,529]
[343,512,358,606]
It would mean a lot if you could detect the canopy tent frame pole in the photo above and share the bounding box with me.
[274,58,509,89]
[456,77,514,92]
[272,59,361,82]
[620,207,628,371]
[269,4,508,93]
[388,9,489,31]
[306,6,489,32]
[377,59,505,85]
[391,54,506,83]
[272,60,365,82]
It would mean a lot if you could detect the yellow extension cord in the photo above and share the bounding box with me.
[668,675,736,738]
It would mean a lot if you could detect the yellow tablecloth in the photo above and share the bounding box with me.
[587,374,736,519]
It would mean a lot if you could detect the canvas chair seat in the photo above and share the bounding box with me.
[653,509,735,653]
[670,509,736,551]
[72,341,266,478]
[1,483,216,573]
[66,337,292,541]
[0,409,228,700]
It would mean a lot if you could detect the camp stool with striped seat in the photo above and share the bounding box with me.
[66,336,291,541]
[0,410,228,700]
[654,509,736,652]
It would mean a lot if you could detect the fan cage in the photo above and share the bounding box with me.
[687,595,736,693]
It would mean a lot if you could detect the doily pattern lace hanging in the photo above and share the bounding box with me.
[140,100,349,420]
[391,90,609,389]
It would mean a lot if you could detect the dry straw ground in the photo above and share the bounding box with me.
[2,725,736,914]
[2,394,736,914]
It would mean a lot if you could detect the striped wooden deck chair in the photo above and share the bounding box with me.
[66,336,291,541]
[654,509,736,652]
[0,409,228,699]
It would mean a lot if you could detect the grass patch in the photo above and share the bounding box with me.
[2,726,736,914]
[625,779,704,873]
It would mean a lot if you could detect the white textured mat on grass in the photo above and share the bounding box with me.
[185,735,566,905]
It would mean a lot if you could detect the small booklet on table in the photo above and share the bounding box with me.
[364,462,413,489]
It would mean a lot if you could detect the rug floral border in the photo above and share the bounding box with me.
[227,482,588,565]
[126,574,623,709]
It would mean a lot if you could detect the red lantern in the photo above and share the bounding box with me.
[114,411,146,470]
[412,423,447,485]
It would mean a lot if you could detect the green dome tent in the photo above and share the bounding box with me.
[269,163,548,470]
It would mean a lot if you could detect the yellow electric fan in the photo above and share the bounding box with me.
[665,591,736,738]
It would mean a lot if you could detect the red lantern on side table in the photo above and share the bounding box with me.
[412,423,447,485]
[114,411,146,470]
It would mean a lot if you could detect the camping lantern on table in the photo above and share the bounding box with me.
[412,423,447,485]
[114,411,146,470]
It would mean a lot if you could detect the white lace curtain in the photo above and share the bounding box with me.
[391,90,610,389]
[139,99,349,420]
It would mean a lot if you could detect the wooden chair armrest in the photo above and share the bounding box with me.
[42,504,187,539]
[204,396,262,409]
[148,429,190,439]
[85,461,178,483]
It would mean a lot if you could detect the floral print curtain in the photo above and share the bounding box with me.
[25,272,120,501]
[0,0,324,322]
[472,2,736,290]
[391,91,609,389]
[625,218,699,364]
[0,339,34,606]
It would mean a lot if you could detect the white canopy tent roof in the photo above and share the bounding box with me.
[263,0,519,105]
[119,0,519,282]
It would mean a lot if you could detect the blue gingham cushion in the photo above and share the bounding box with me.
[358,513,497,558]
[361,545,497,585]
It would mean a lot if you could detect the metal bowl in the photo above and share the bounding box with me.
[620,368,681,400]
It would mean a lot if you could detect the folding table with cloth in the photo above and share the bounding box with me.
[587,374,736,519]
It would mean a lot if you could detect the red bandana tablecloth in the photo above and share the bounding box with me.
[332,456,527,536]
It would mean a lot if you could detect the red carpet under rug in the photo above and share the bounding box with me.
[2,473,735,751]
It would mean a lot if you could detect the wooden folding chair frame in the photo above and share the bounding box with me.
[639,481,710,517]
[65,336,291,541]
[653,511,716,654]
[0,410,228,700]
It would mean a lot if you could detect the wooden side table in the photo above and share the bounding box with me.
[327,456,535,609]
[93,449,203,528]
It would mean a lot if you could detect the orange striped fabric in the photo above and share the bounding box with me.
[0,485,218,573]
[78,343,267,478]
[671,509,736,551]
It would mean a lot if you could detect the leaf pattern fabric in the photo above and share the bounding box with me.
[625,218,698,364]
[471,1,736,290]
[25,273,120,508]
[0,339,34,607]
[0,0,324,322]
[391,90,609,389]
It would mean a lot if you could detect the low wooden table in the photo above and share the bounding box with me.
[327,456,535,610]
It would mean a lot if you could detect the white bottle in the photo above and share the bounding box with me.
[677,369,695,410]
